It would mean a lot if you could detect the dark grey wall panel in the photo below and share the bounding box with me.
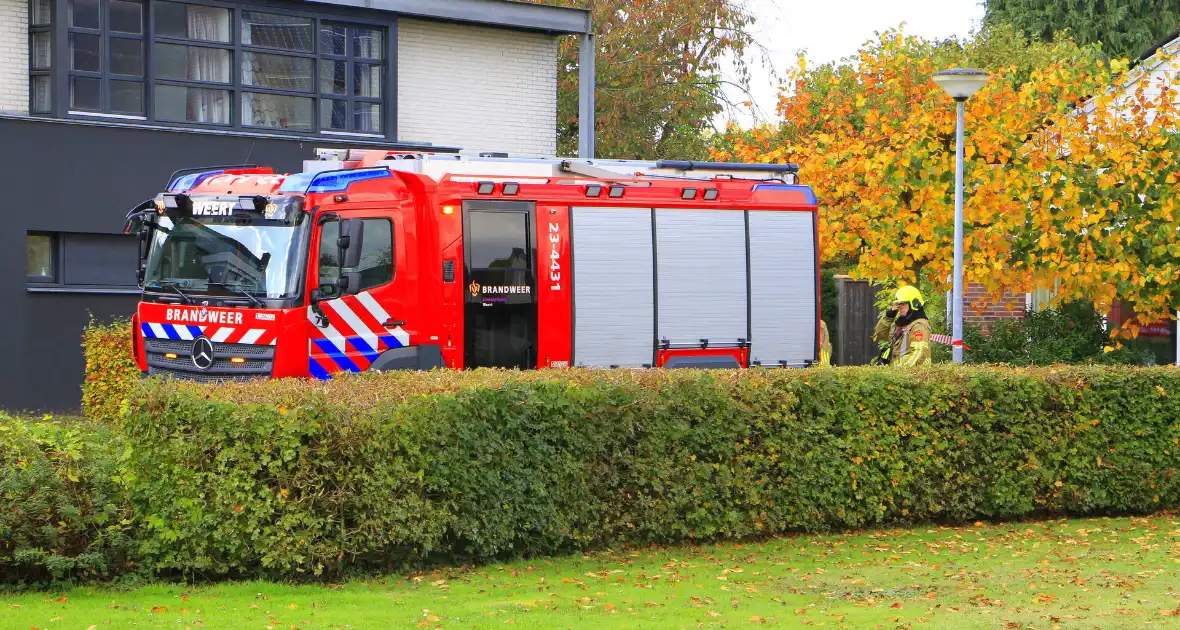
[0,117,361,412]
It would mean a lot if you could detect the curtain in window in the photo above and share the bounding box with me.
[187,8,231,123]
[188,6,230,41]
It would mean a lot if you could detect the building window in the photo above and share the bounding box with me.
[152,1,234,125]
[29,0,53,113]
[27,232,139,289]
[43,0,388,134]
[27,233,56,282]
[318,22,384,133]
[68,0,146,115]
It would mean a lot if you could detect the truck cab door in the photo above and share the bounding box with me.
[306,209,415,378]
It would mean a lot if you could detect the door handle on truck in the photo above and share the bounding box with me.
[383,319,406,328]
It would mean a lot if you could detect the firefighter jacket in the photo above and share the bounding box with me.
[873,315,932,367]
[818,319,832,366]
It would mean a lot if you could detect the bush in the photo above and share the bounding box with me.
[964,300,1155,366]
[81,317,139,424]
[0,414,136,586]
[119,365,1180,580]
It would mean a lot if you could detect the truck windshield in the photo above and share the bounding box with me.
[144,214,309,299]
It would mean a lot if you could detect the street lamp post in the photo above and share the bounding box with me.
[932,68,989,365]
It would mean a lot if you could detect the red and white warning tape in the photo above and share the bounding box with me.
[930,334,969,350]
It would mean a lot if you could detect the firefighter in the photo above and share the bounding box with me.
[818,319,832,366]
[872,285,932,366]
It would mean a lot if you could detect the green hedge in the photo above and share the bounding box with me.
[116,366,1180,579]
[0,414,135,586]
[963,300,1157,366]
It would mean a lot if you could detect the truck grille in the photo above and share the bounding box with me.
[144,337,274,382]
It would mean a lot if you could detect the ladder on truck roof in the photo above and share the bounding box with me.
[302,148,801,185]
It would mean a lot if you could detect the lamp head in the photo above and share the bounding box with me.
[933,67,990,101]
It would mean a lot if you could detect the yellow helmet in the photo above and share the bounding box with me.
[893,285,925,308]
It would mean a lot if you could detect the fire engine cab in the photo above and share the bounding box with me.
[124,149,820,381]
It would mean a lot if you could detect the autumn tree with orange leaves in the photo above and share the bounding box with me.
[713,25,1180,333]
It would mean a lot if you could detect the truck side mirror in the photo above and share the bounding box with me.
[337,218,365,269]
[135,225,152,287]
[337,271,363,296]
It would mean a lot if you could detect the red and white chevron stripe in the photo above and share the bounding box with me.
[206,326,277,345]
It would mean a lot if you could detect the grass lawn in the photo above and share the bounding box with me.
[4,514,1179,630]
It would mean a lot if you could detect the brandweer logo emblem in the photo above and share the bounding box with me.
[469,281,481,297]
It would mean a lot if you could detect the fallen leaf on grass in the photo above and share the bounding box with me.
[1161,608,1180,616]
[706,611,721,618]
[750,615,766,623]
[87,626,98,630]
[605,604,616,612]
[426,615,440,622]
[891,602,904,609]
[151,606,167,613]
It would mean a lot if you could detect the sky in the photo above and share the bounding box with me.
[720,0,987,126]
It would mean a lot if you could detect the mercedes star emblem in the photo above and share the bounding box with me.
[191,336,215,370]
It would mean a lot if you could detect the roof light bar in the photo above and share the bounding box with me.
[502,182,520,195]
[585,184,603,197]
[608,185,625,198]
[169,170,223,193]
[477,181,496,195]
[306,168,392,193]
[681,187,698,200]
[703,188,720,200]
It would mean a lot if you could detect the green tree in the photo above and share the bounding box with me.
[525,0,759,159]
[984,0,1180,61]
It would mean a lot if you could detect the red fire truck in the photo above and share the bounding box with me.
[124,149,820,381]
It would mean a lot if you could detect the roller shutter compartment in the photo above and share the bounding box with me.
[655,209,748,345]
[570,207,654,367]
[748,210,817,366]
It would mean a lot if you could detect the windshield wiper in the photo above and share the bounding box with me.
[211,283,265,308]
[152,281,193,304]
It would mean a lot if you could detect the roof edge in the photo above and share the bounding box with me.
[1135,27,1180,66]
[301,0,591,34]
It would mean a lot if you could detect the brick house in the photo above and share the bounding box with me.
[960,284,1030,330]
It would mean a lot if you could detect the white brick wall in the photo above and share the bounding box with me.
[0,0,29,114]
[397,18,557,156]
